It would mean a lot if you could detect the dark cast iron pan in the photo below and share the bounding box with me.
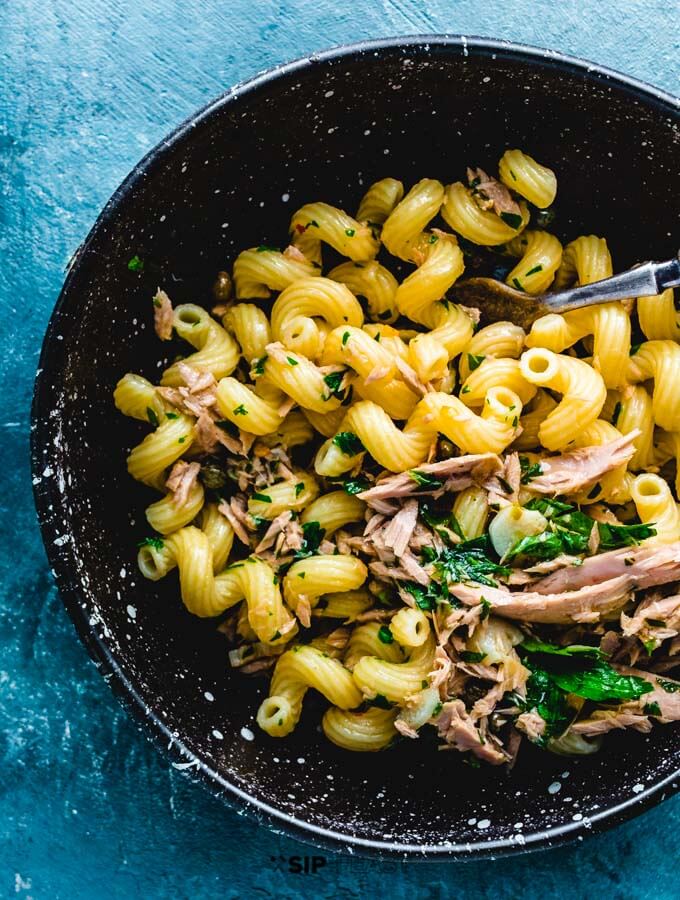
[31,36,680,859]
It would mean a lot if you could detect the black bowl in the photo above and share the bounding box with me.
[31,36,680,859]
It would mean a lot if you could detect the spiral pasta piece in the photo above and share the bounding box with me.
[290,202,379,263]
[247,472,319,520]
[452,485,489,540]
[612,385,655,470]
[283,555,368,618]
[322,706,397,751]
[114,373,166,424]
[520,348,606,450]
[161,304,240,386]
[145,479,205,535]
[126,414,195,488]
[353,632,436,703]
[631,473,680,544]
[344,622,406,670]
[258,410,315,450]
[441,181,529,246]
[498,149,557,208]
[257,645,362,737]
[572,421,634,505]
[513,389,557,451]
[313,589,374,622]
[381,178,445,262]
[505,230,563,294]
[300,491,365,535]
[222,304,272,362]
[329,260,399,323]
[627,341,680,432]
[232,245,319,299]
[356,177,404,225]
[390,608,430,648]
[259,343,345,414]
[637,289,680,341]
[271,277,364,360]
[458,320,526,382]
[460,357,537,407]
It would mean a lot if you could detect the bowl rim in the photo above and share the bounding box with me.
[31,33,680,860]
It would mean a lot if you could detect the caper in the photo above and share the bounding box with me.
[212,270,233,302]
[199,463,227,490]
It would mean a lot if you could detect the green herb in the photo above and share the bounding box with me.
[271,630,282,641]
[256,245,280,252]
[165,412,179,420]
[420,504,463,545]
[520,637,603,659]
[461,385,471,394]
[480,596,491,620]
[658,679,680,693]
[644,701,662,716]
[428,233,439,244]
[341,477,370,496]
[597,522,656,549]
[342,330,350,346]
[308,219,320,228]
[146,407,159,427]
[233,404,248,416]
[137,536,164,550]
[467,353,485,372]
[323,370,346,398]
[286,356,298,366]
[378,625,394,644]
[345,228,355,237]
[429,537,510,589]
[433,702,443,717]
[548,659,653,703]
[408,469,443,490]
[295,482,305,497]
[506,530,586,564]
[612,400,622,427]
[127,255,144,272]
[374,333,381,342]
[460,651,486,663]
[298,572,306,579]
[251,492,272,503]
[512,277,523,290]
[294,521,325,559]
[497,476,513,494]
[252,355,268,376]
[630,343,643,356]
[500,211,523,229]
[402,580,444,612]
[643,639,657,655]
[332,431,364,455]
[525,264,543,276]
[520,661,574,747]
[178,436,186,444]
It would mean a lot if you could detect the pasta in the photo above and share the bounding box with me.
[116,156,680,764]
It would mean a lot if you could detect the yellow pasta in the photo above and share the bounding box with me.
[283,555,368,618]
[257,645,362,737]
[300,491,365,535]
[258,343,345,414]
[441,181,529,246]
[390,608,430,648]
[356,177,404,225]
[328,260,399,323]
[519,348,606,450]
[161,304,240,386]
[312,589,373,622]
[322,706,397,751]
[452,485,489,540]
[498,149,557,208]
[381,178,445,262]
[505,230,563,294]
[222,303,272,362]
[631,473,680,543]
[353,632,436,703]
[290,201,379,263]
[459,357,537,407]
[145,480,205,534]
[627,340,680,432]
[637,288,680,341]
[344,622,406,670]
[126,414,195,488]
[232,245,318,299]
[113,373,165,424]
[247,472,319,520]
[458,321,526,381]
[612,385,655,470]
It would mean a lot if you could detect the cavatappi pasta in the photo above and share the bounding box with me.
[117,152,680,765]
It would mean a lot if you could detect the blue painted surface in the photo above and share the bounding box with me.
[1,1,679,896]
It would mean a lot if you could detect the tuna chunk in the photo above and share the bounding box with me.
[467,167,521,218]
[381,499,419,557]
[153,289,174,340]
[358,453,502,503]
[531,542,680,595]
[165,460,200,508]
[527,431,638,495]
[436,699,506,764]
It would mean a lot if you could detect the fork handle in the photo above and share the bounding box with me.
[544,249,680,314]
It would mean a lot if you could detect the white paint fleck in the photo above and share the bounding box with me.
[482,76,491,83]
[281,193,290,203]
[212,729,224,740]
[633,783,645,793]
[240,726,254,741]
[119,567,126,578]
[204,691,215,702]
[126,604,137,620]
[572,812,583,821]
[467,817,477,825]
[548,781,561,794]
[297,757,305,764]
[477,819,491,830]
[324,90,334,98]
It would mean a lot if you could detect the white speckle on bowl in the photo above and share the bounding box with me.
[212,729,224,740]
[240,727,254,741]
[572,812,583,821]
[297,757,305,764]
[467,817,476,825]
[633,783,645,793]
[281,193,290,202]
[204,691,215,702]
[324,90,334,98]
[482,76,491,83]
[477,819,491,830]
[126,604,137,620]
[119,567,126,578]
[548,781,561,794]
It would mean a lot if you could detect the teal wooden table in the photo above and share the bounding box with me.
[2,1,679,896]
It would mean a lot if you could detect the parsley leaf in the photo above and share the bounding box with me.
[378,625,394,644]
[127,255,144,272]
[332,432,364,455]
[293,521,325,559]
[519,456,542,484]
[323,370,346,398]
[251,492,272,503]
[137,536,164,551]
[146,407,159,427]
[341,477,370,496]
[408,469,443,490]
[467,353,485,372]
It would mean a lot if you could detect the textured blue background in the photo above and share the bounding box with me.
[2,1,679,897]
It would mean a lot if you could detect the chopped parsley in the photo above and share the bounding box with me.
[294,521,325,559]
[286,356,298,366]
[341,477,370,496]
[252,355,267,376]
[341,330,350,346]
[294,482,305,497]
[178,436,186,444]
[251,492,272,503]
[428,233,439,244]
[460,650,486,663]
[378,625,394,644]
[643,701,662,716]
[146,407,159,427]
[137,536,164,550]
[512,277,523,290]
[345,228,355,237]
[658,679,680,693]
[127,255,144,272]
[408,469,443,490]
[233,404,248,416]
[322,370,346,398]
[165,411,179,420]
[467,353,485,372]
[525,264,543,277]
[422,537,510,589]
[332,431,364,456]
